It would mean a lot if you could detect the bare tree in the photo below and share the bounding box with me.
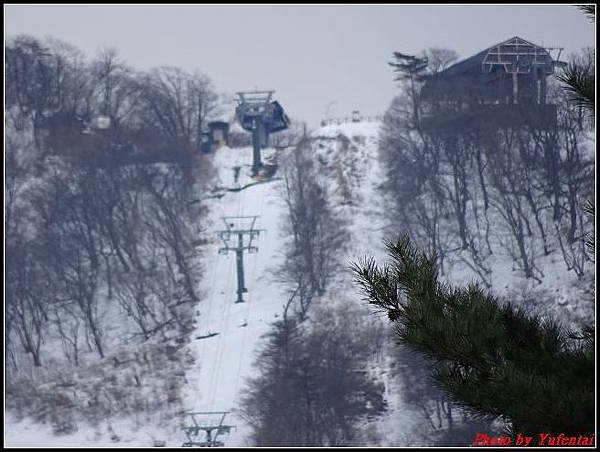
[52,303,82,366]
[6,238,52,367]
[5,35,214,385]
[90,47,140,127]
[240,305,387,446]
[278,139,349,320]
[425,47,459,75]
[136,66,218,152]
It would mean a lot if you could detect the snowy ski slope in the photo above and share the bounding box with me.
[5,117,593,446]
[180,120,394,446]
[181,145,291,445]
[4,120,396,447]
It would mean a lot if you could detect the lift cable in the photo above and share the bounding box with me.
[233,180,268,399]
[207,149,247,412]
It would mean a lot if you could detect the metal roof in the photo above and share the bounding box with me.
[421,36,560,99]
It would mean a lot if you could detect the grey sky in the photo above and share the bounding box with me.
[4,4,596,128]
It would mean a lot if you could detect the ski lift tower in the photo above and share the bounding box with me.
[218,216,264,304]
[235,90,290,177]
[181,411,234,447]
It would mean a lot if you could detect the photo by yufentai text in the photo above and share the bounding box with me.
[473,433,595,447]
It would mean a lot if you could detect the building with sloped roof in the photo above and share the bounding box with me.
[420,37,565,132]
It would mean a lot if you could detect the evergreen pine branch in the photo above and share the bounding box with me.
[577,5,595,21]
[351,235,595,435]
[556,64,595,114]
[388,52,428,81]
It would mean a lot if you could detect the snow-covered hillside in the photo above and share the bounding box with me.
[161,119,409,446]
[5,119,407,447]
[180,119,404,446]
[181,145,290,446]
[5,118,593,447]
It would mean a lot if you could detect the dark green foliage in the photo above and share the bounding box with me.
[559,5,596,267]
[351,235,595,437]
[557,63,595,114]
[389,52,429,82]
[577,5,595,21]
[557,7,594,115]
[357,6,596,445]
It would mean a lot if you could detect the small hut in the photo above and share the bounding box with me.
[208,121,230,147]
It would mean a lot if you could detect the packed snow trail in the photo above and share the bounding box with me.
[181,145,288,446]
[179,120,418,447]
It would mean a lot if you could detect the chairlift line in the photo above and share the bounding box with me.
[188,89,284,447]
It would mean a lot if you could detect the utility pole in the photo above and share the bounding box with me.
[218,216,264,303]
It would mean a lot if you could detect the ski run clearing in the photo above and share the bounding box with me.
[4,119,592,447]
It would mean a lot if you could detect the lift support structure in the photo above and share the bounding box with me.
[235,90,290,177]
[181,411,234,447]
[217,216,264,303]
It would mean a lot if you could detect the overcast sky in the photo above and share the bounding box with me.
[4,4,596,128]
